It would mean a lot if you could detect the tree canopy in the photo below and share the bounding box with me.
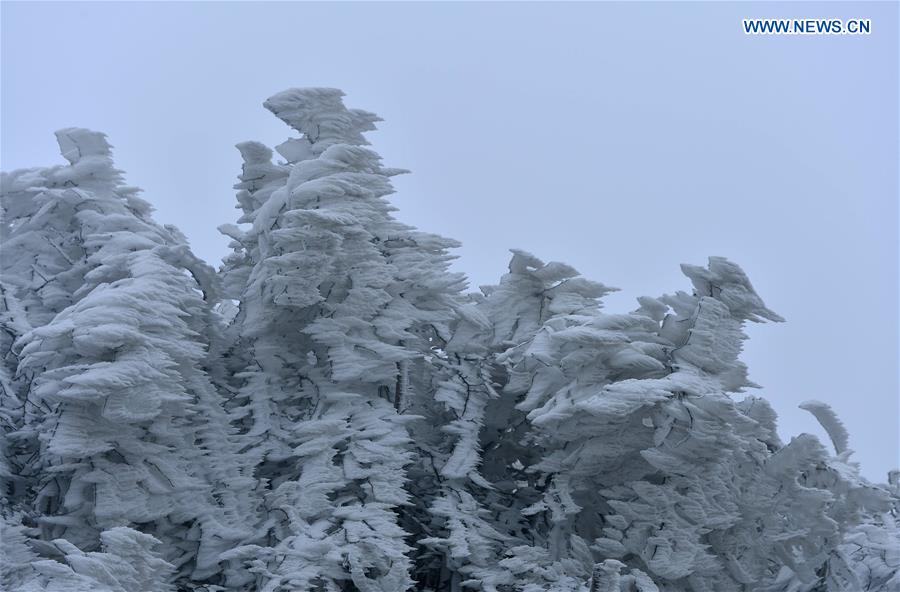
[2,89,896,592]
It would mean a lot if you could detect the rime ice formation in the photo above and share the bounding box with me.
[2,89,897,592]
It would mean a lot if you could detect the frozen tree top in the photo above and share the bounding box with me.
[263,87,381,150]
[681,256,784,323]
[54,128,113,164]
[235,140,273,164]
[800,399,851,455]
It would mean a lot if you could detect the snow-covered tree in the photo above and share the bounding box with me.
[408,250,616,590]
[220,88,465,592]
[484,255,891,591]
[1,129,255,588]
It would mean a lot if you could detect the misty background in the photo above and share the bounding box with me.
[2,1,897,481]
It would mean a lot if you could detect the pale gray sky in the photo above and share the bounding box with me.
[2,1,897,481]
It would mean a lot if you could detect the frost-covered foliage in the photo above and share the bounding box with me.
[1,131,254,589]
[2,514,175,592]
[2,89,895,592]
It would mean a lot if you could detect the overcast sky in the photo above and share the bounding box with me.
[2,1,897,481]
